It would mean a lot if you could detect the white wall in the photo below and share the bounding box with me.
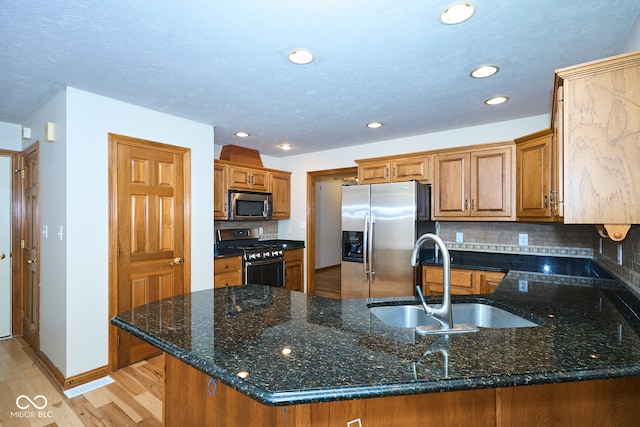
[0,122,21,150]
[21,89,69,374]
[276,114,550,242]
[63,88,214,377]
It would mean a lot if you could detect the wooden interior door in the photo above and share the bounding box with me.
[21,143,39,350]
[111,134,190,369]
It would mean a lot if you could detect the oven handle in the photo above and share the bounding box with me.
[244,258,285,267]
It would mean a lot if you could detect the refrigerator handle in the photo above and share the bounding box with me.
[368,213,375,281]
[363,213,370,280]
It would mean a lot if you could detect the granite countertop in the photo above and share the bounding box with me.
[112,256,640,407]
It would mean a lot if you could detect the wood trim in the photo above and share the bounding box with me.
[63,363,111,390]
[0,149,21,337]
[355,140,512,164]
[306,167,357,296]
[107,133,192,372]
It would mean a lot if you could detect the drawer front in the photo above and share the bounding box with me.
[285,248,304,262]
[214,271,242,288]
[424,266,473,288]
[214,256,242,273]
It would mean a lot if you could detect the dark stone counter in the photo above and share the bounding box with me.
[112,264,640,406]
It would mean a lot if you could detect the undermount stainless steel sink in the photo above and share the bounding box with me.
[369,303,540,329]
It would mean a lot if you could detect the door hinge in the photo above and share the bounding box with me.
[117,245,120,259]
[20,239,25,249]
[117,334,120,348]
[20,310,24,320]
[15,169,24,178]
[117,159,120,169]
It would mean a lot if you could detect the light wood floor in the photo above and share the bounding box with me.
[313,264,341,299]
[0,337,162,427]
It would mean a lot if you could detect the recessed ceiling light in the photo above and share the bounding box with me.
[367,122,383,129]
[470,65,499,78]
[288,49,314,65]
[234,131,250,138]
[280,143,293,151]
[485,96,509,105]
[440,3,476,25]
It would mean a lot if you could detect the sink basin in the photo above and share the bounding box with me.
[369,303,540,329]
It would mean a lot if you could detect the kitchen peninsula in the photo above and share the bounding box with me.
[112,257,640,427]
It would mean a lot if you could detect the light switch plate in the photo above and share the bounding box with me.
[456,232,463,243]
[518,233,528,246]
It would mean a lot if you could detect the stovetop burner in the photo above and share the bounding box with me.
[216,228,284,260]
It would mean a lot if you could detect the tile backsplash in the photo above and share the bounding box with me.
[438,222,594,258]
[595,225,640,295]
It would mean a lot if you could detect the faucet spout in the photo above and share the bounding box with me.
[411,233,453,329]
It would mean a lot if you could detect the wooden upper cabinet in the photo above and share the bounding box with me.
[214,160,291,220]
[433,144,514,220]
[357,155,431,184]
[228,165,270,192]
[553,51,640,239]
[214,162,228,220]
[270,171,291,219]
[515,129,554,221]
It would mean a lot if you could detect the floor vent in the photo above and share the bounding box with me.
[64,376,115,399]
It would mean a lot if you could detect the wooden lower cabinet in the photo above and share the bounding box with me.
[422,265,505,296]
[214,256,242,288]
[164,355,640,427]
[284,248,304,292]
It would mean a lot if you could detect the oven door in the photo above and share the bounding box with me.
[244,258,285,287]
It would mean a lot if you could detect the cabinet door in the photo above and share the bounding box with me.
[433,152,469,218]
[250,169,270,192]
[551,86,564,218]
[358,160,391,184]
[392,156,430,183]
[228,165,253,190]
[271,172,291,219]
[471,147,513,218]
[214,163,228,220]
[284,249,304,292]
[516,132,552,219]
[476,271,505,294]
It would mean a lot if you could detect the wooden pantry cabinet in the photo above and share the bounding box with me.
[214,160,291,220]
[356,154,431,184]
[552,51,640,240]
[422,265,505,296]
[432,143,514,220]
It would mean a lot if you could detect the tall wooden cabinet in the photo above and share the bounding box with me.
[433,143,514,220]
[552,51,640,240]
[214,162,228,220]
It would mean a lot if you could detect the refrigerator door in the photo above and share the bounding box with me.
[341,185,371,298]
[369,182,417,297]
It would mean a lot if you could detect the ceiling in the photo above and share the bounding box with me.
[1,1,639,157]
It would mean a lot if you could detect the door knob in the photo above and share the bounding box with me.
[169,257,183,266]
[0,253,5,259]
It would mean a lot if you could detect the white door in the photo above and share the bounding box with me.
[0,155,11,338]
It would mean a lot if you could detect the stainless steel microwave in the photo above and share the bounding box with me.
[228,190,273,220]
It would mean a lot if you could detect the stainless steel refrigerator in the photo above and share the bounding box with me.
[341,181,431,298]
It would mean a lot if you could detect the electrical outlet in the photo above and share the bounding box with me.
[518,279,528,292]
[518,233,528,246]
[456,232,463,243]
